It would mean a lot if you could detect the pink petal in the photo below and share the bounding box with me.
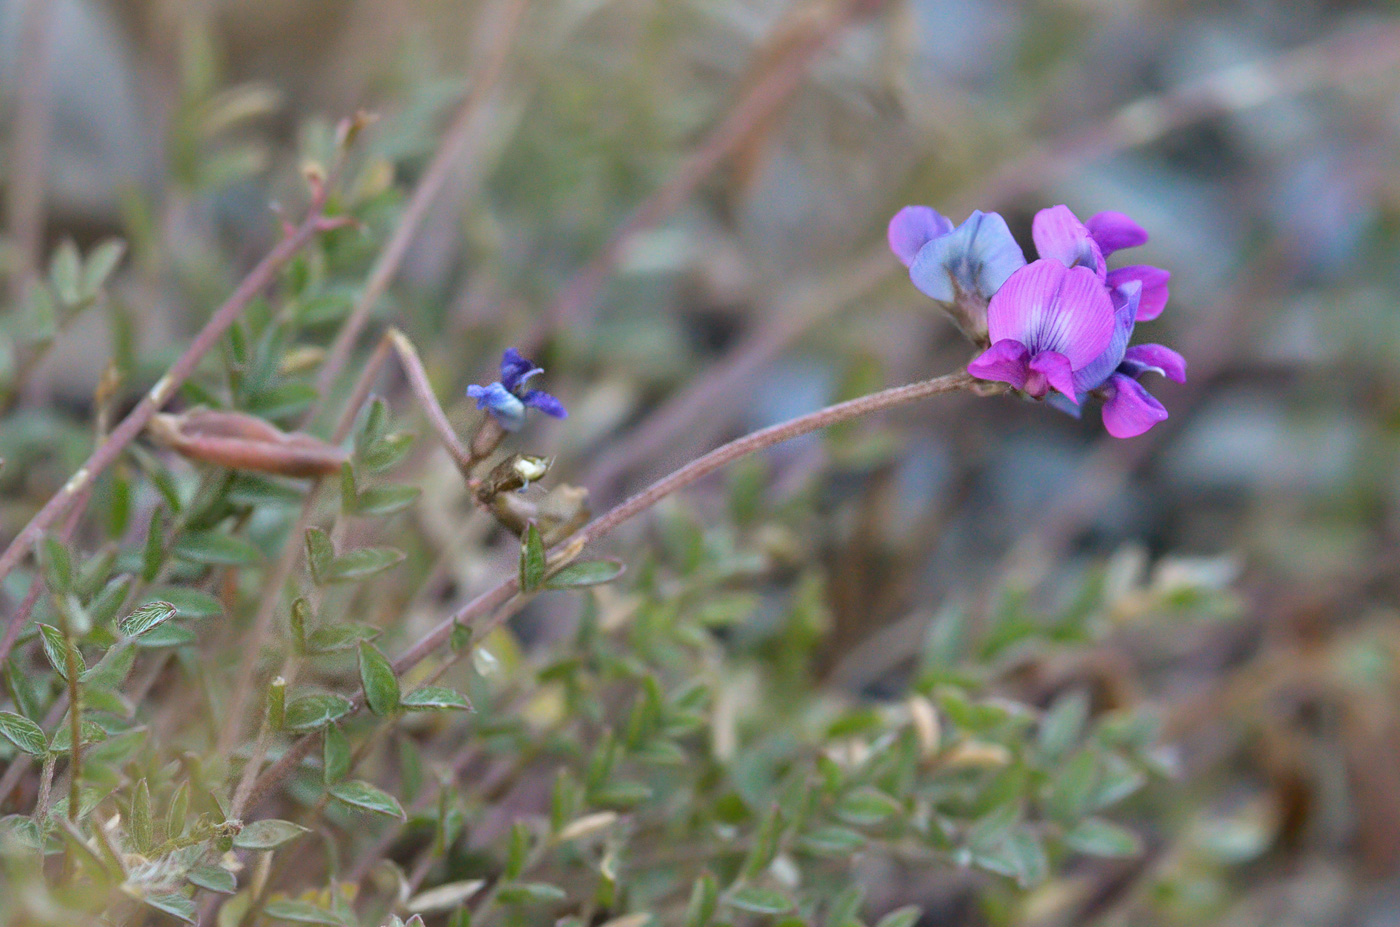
[888,206,954,268]
[1123,344,1187,383]
[1101,374,1168,438]
[987,260,1115,369]
[1028,351,1077,403]
[1085,211,1148,255]
[1031,205,1104,278]
[1107,265,1170,321]
[967,339,1030,389]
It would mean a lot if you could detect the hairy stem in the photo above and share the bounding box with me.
[245,369,976,811]
[58,619,81,821]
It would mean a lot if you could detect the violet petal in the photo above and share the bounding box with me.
[967,339,1031,389]
[522,390,568,419]
[986,260,1115,368]
[1106,265,1170,321]
[499,348,544,393]
[1085,210,1148,255]
[1122,344,1187,383]
[1101,373,1168,438]
[1028,350,1077,403]
[468,382,527,431]
[1072,279,1141,393]
[888,206,953,268]
[909,210,1025,303]
[1031,205,1104,278]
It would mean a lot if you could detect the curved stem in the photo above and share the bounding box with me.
[395,370,975,672]
[246,369,975,812]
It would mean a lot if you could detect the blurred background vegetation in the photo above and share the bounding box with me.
[1,0,1400,925]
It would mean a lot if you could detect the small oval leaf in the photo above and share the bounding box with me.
[233,819,309,850]
[328,780,406,819]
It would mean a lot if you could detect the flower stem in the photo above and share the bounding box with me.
[245,369,976,812]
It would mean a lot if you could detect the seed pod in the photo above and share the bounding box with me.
[147,408,348,477]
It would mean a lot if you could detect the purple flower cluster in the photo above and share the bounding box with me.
[889,204,1183,438]
[468,348,568,432]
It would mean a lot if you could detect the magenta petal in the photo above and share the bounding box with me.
[1107,265,1170,321]
[967,339,1030,389]
[1101,374,1168,438]
[1123,344,1187,383]
[888,206,954,268]
[1031,205,1104,278]
[987,260,1115,368]
[1029,351,1077,403]
[1085,211,1148,255]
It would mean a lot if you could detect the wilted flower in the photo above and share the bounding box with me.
[467,348,567,432]
[147,408,348,477]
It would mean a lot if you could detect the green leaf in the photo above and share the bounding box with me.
[167,781,189,840]
[172,532,262,566]
[726,887,792,915]
[360,432,415,474]
[49,239,82,306]
[142,508,165,582]
[684,875,718,927]
[968,803,1021,854]
[797,825,866,856]
[828,886,865,927]
[38,624,83,679]
[544,560,625,589]
[48,720,107,753]
[1037,690,1088,759]
[289,597,310,653]
[247,381,317,420]
[79,644,136,689]
[354,485,420,517]
[329,780,406,819]
[1047,750,1099,823]
[325,547,405,583]
[147,588,224,620]
[187,865,237,894]
[88,574,133,627]
[282,694,353,732]
[131,779,154,853]
[339,463,358,511]
[1004,828,1048,887]
[835,787,902,826]
[496,882,568,906]
[120,601,177,638]
[875,906,922,927]
[1063,818,1141,858]
[519,523,546,593]
[233,819,309,850]
[304,623,379,654]
[401,686,472,711]
[322,724,350,784]
[305,528,334,583]
[0,711,48,756]
[358,642,400,715]
[506,821,529,879]
[81,238,126,297]
[39,535,74,593]
[143,893,197,924]
[132,624,197,649]
[263,898,343,924]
